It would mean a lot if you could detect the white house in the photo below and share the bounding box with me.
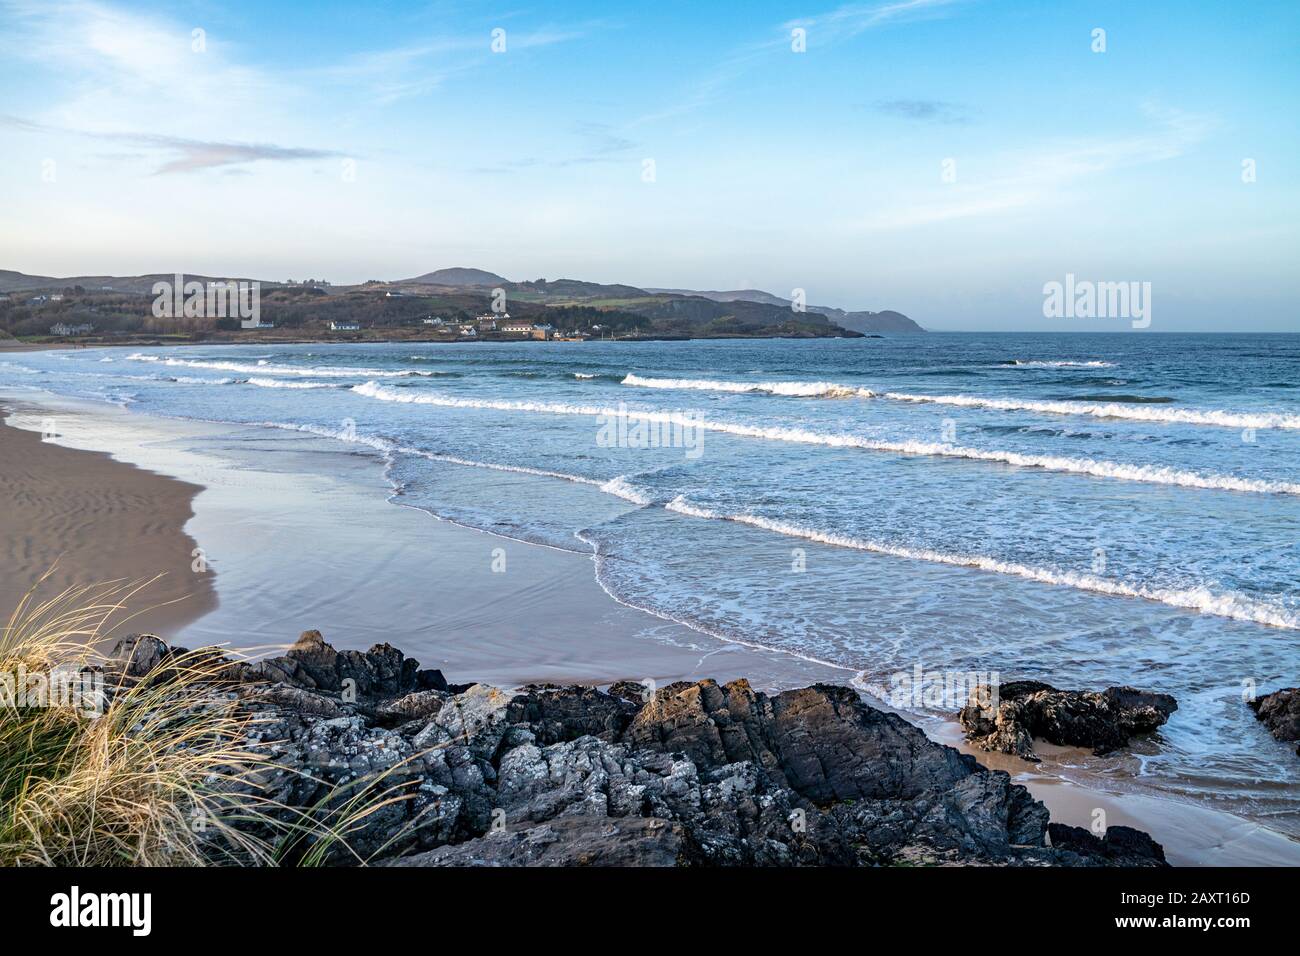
[329,320,361,331]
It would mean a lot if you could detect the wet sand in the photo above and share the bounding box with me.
[0,404,215,639]
[3,385,1297,866]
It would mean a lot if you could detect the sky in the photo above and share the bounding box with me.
[1,0,1297,331]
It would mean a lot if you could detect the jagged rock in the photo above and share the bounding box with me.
[235,630,420,699]
[505,684,637,744]
[413,683,513,761]
[376,689,448,724]
[415,669,449,693]
[607,679,654,707]
[123,631,1168,867]
[387,815,687,867]
[1046,823,1168,866]
[959,681,1178,760]
[625,679,972,802]
[1248,688,1300,755]
[107,633,181,678]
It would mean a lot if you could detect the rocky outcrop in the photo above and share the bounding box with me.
[1248,688,1300,755]
[958,680,1177,761]
[1046,823,1175,866]
[106,632,1168,867]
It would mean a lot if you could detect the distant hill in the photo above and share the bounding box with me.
[0,271,272,295]
[0,269,59,292]
[829,309,921,334]
[0,265,920,339]
[398,267,509,287]
[647,287,924,333]
[510,277,651,300]
[647,287,791,308]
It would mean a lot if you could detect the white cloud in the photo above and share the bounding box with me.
[852,103,1215,232]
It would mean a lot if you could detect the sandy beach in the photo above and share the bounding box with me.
[2,382,1297,867]
[0,401,214,639]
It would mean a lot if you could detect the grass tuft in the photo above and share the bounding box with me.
[0,571,431,866]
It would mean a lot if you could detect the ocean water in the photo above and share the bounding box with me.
[4,333,1298,827]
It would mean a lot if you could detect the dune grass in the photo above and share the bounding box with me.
[0,573,429,866]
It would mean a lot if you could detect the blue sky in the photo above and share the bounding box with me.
[1,0,1297,330]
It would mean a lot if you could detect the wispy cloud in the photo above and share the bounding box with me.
[0,0,292,128]
[873,98,972,124]
[0,114,341,174]
[630,0,964,128]
[784,0,963,40]
[854,102,1215,231]
[314,23,599,106]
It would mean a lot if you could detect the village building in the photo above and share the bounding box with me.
[329,320,360,331]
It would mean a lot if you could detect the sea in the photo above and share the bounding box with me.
[2,332,1297,830]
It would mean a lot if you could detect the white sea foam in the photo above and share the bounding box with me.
[126,354,434,379]
[598,474,656,504]
[620,371,1299,430]
[879,391,1300,430]
[664,497,1300,630]
[350,382,1300,495]
[168,375,235,385]
[622,373,865,398]
[245,377,340,390]
[253,418,654,503]
[1006,360,1116,368]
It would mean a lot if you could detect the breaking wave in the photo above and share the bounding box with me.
[1003,360,1116,368]
[252,419,650,505]
[663,497,1300,630]
[620,372,1298,430]
[245,377,341,390]
[878,391,1300,430]
[622,373,864,398]
[350,382,1300,495]
[126,354,435,379]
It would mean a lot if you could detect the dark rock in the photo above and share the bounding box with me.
[416,669,449,693]
[625,679,972,803]
[505,684,637,745]
[234,630,420,699]
[606,679,654,707]
[107,633,182,678]
[1248,688,1300,755]
[1047,823,1168,866]
[203,632,1169,867]
[387,815,687,867]
[375,689,448,724]
[959,681,1178,760]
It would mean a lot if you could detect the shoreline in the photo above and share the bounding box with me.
[0,403,215,640]
[2,384,1297,866]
